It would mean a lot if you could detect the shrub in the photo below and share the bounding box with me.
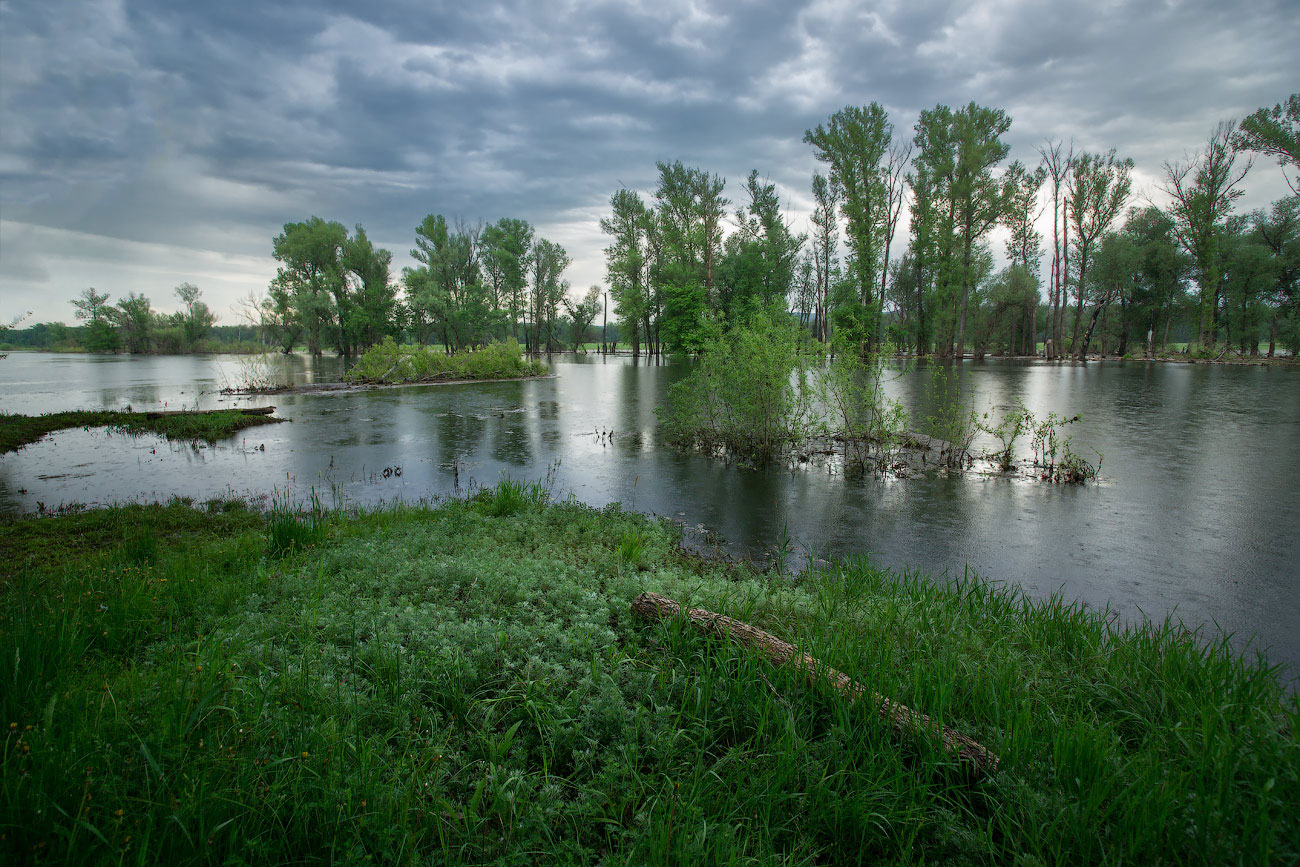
[346,338,547,384]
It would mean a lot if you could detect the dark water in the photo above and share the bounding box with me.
[2,351,1298,682]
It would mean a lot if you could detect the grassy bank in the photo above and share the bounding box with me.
[1,490,1296,865]
[346,338,548,385]
[0,409,284,455]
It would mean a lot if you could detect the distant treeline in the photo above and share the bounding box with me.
[597,95,1299,359]
[6,95,1295,360]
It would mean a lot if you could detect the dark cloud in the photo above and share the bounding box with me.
[1,0,1295,321]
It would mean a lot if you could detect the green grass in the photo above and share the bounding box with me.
[1,491,1296,864]
[0,409,284,454]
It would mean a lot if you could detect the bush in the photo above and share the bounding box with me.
[657,309,813,462]
[346,338,547,384]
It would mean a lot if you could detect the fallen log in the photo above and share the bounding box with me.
[145,406,276,419]
[630,591,999,780]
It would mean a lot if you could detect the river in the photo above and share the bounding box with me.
[2,351,1298,682]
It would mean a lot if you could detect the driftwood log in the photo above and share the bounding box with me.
[145,406,276,419]
[631,591,999,780]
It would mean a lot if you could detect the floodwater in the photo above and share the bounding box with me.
[2,351,1298,682]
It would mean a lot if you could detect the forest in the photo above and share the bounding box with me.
[4,95,1297,361]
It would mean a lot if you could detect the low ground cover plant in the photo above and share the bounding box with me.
[1,491,1296,864]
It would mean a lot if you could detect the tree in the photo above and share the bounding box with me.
[601,188,653,357]
[174,282,216,347]
[528,238,570,353]
[563,286,602,352]
[1067,150,1134,358]
[272,217,348,356]
[1038,140,1075,358]
[481,218,533,340]
[804,103,894,350]
[115,292,154,353]
[1161,121,1253,350]
[947,103,1013,358]
[1234,94,1300,195]
[71,288,119,353]
[809,172,840,344]
[1252,196,1300,356]
[341,226,397,351]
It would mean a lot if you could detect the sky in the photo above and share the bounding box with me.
[1,0,1297,325]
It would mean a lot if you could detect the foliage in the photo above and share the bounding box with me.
[1,495,1296,864]
[1234,93,1300,195]
[345,338,547,385]
[819,340,908,471]
[915,363,978,466]
[657,309,812,462]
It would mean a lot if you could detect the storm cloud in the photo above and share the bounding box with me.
[2,0,1296,322]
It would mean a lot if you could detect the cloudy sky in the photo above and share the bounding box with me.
[1,0,1296,324]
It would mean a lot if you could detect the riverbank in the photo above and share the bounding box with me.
[0,408,284,454]
[2,490,1295,864]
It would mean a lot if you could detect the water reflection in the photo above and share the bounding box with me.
[1,351,1298,682]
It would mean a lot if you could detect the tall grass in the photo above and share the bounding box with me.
[1,490,1295,864]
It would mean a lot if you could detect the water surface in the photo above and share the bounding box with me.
[2,351,1297,682]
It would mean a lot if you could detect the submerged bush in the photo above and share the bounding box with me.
[346,338,547,384]
[657,310,814,462]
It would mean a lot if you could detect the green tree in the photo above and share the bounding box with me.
[1160,121,1253,350]
[272,217,348,356]
[1067,150,1134,358]
[1252,196,1300,356]
[601,188,654,357]
[1233,94,1299,195]
[804,103,894,348]
[809,172,840,344]
[528,238,570,353]
[174,282,216,347]
[70,288,119,353]
[341,226,397,351]
[115,291,154,353]
[481,218,533,341]
[947,103,1012,358]
[563,286,603,352]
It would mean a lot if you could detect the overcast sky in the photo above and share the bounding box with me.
[2,0,1296,325]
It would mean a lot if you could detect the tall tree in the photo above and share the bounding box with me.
[938,102,1012,358]
[804,103,894,350]
[528,238,570,353]
[1160,121,1253,349]
[601,188,653,357]
[1000,160,1046,354]
[70,288,119,353]
[115,292,154,354]
[1038,141,1074,358]
[809,172,840,344]
[272,217,348,356]
[480,218,534,341]
[1067,150,1134,358]
[341,227,397,351]
[173,282,216,347]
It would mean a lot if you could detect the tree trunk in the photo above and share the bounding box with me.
[1269,315,1277,357]
[630,592,999,779]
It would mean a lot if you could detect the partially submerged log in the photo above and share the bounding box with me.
[145,406,276,419]
[631,591,999,780]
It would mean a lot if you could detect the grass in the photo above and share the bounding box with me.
[346,338,548,385]
[1,490,1296,865]
[0,409,284,454]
